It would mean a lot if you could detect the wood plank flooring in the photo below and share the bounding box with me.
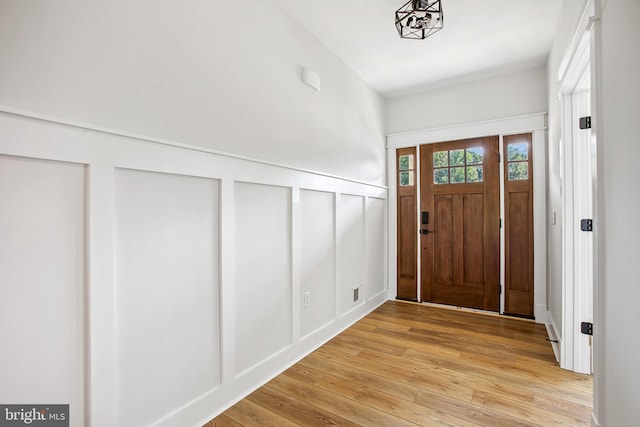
[205,301,592,426]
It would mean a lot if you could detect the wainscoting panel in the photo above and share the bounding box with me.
[234,182,292,376]
[0,155,87,427]
[367,197,387,300]
[114,169,221,427]
[300,189,336,338]
[338,194,366,315]
[0,109,388,427]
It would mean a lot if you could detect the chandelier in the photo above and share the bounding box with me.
[396,0,444,40]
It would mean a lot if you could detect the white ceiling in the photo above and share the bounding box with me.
[270,0,562,97]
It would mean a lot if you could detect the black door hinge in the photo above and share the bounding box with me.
[581,322,593,336]
[581,219,593,232]
[579,116,592,129]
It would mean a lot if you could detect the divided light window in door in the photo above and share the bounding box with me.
[433,147,484,185]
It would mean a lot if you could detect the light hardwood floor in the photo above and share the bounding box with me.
[205,301,592,426]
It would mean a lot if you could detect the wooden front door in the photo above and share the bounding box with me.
[420,137,500,311]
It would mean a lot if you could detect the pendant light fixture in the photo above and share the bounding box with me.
[396,0,444,40]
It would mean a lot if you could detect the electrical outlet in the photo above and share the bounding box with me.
[353,288,359,302]
[304,291,311,308]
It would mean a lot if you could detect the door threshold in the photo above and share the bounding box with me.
[395,299,535,322]
[420,301,501,317]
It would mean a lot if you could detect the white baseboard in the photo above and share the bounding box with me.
[591,412,601,427]
[545,312,561,362]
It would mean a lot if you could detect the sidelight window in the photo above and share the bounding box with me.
[507,142,529,180]
[399,154,415,186]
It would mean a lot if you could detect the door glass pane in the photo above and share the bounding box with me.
[399,171,414,186]
[433,151,448,168]
[451,167,465,183]
[434,168,449,184]
[399,154,414,171]
[466,147,483,165]
[467,166,484,183]
[508,162,529,180]
[507,143,528,161]
[450,149,465,166]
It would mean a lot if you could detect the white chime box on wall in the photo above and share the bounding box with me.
[301,67,321,91]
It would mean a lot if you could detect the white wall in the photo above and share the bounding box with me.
[547,0,640,425]
[0,111,387,427]
[0,1,388,426]
[386,66,548,134]
[0,0,386,185]
[595,0,640,424]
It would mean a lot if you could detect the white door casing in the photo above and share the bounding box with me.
[556,0,596,374]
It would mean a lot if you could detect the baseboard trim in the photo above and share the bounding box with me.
[545,312,561,362]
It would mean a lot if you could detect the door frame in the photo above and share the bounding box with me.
[556,0,597,374]
[387,113,547,323]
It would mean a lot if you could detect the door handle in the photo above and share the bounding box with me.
[420,229,434,235]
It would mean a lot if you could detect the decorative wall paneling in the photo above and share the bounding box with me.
[114,170,221,427]
[0,109,388,427]
[0,156,87,426]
